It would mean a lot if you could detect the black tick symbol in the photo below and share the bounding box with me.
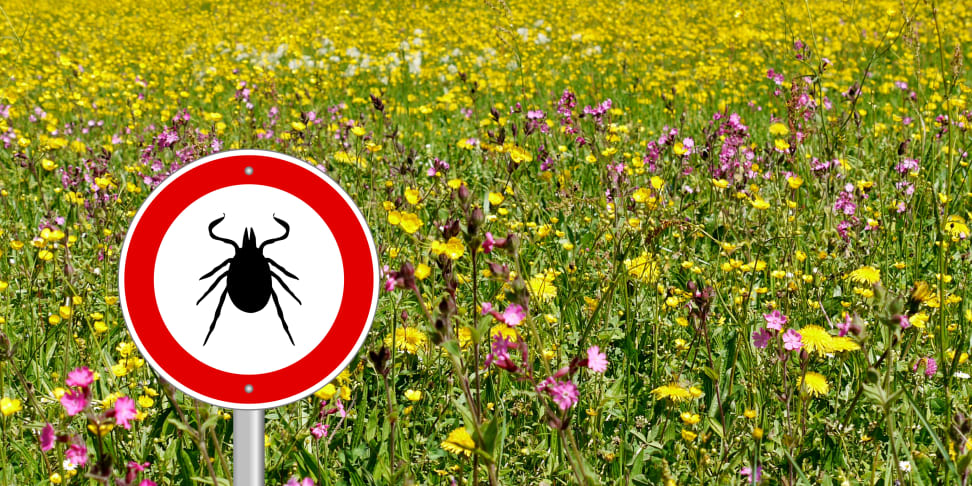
[197,215,301,346]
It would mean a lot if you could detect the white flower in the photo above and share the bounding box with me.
[955,371,971,379]
[899,460,911,472]
[63,459,77,471]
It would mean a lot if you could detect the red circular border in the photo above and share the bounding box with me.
[122,153,376,406]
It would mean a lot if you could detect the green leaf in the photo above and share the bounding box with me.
[902,387,961,481]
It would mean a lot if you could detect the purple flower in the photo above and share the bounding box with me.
[285,478,315,486]
[763,310,787,331]
[310,422,328,439]
[40,423,55,451]
[914,357,937,377]
[587,346,608,373]
[782,329,803,351]
[60,389,88,416]
[740,465,762,482]
[837,314,852,337]
[66,441,88,467]
[482,232,495,253]
[113,396,137,429]
[752,328,771,349]
[65,367,93,388]
[548,380,579,410]
[502,303,526,326]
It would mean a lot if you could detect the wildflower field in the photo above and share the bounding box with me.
[1,0,972,484]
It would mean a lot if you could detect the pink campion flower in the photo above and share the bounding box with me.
[65,367,94,388]
[40,423,55,451]
[66,441,88,467]
[60,389,88,416]
[898,314,911,329]
[587,346,608,373]
[480,302,493,315]
[285,478,315,486]
[335,398,346,418]
[128,461,151,472]
[763,310,787,331]
[139,481,158,486]
[484,335,518,372]
[502,303,526,326]
[384,276,396,292]
[310,422,328,439]
[782,329,803,351]
[752,328,771,349]
[482,232,495,253]
[113,396,137,429]
[548,380,579,411]
[837,314,852,337]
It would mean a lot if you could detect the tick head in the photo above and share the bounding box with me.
[242,228,257,250]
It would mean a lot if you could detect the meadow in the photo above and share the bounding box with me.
[0,0,971,484]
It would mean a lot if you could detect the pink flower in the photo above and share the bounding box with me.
[40,423,55,451]
[384,276,396,292]
[898,314,911,329]
[310,422,328,439]
[285,478,315,486]
[914,357,938,377]
[587,346,608,373]
[548,380,579,411]
[763,310,787,331]
[782,329,803,351]
[65,367,94,388]
[837,314,852,337]
[502,303,526,326]
[112,396,137,429]
[128,461,151,472]
[66,441,88,467]
[752,327,771,349]
[480,302,493,315]
[60,389,88,416]
[139,481,158,486]
[482,232,495,253]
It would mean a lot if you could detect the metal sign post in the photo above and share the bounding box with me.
[234,409,265,485]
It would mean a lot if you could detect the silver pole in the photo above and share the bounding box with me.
[233,409,265,486]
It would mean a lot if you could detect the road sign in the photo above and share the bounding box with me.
[119,150,379,410]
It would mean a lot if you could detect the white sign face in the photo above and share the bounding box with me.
[120,150,379,409]
[154,185,344,374]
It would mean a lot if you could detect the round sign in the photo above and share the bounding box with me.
[119,150,379,409]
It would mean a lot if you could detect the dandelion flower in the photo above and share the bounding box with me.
[848,266,880,285]
[441,427,475,457]
[799,371,830,397]
[651,383,692,403]
[797,325,831,354]
[625,253,660,284]
[384,327,427,354]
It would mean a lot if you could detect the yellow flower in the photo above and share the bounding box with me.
[743,409,757,419]
[405,187,420,205]
[442,427,475,456]
[911,312,929,329]
[680,412,700,425]
[528,272,558,302]
[799,371,830,397]
[490,324,519,343]
[88,423,114,436]
[751,196,770,210]
[774,139,790,151]
[848,266,881,285]
[384,326,428,354]
[404,389,422,402]
[650,383,692,403]
[443,237,465,260]
[488,192,505,205]
[50,472,62,484]
[351,126,366,137]
[625,252,660,284]
[137,395,155,408]
[399,212,423,234]
[712,178,729,189]
[681,428,697,441]
[415,263,431,280]
[457,326,473,348]
[314,384,337,400]
[769,123,789,136]
[0,397,22,416]
[41,158,58,171]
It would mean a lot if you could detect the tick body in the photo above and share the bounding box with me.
[197,215,301,346]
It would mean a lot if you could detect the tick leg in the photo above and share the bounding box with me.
[271,272,302,305]
[196,272,228,305]
[199,258,232,280]
[259,215,290,249]
[203,288,229,346]
[208,215,239,250]
[270,289,296,346]
[267,258,298,279]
